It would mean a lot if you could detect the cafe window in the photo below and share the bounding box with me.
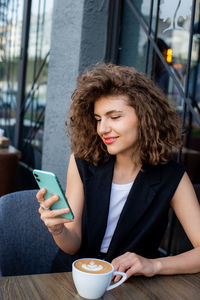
[0,0,54,170]
[107,0,200,184]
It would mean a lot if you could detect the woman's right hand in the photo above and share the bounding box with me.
[36,188,73,236]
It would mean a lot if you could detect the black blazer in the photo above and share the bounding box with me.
[75,156,185,262]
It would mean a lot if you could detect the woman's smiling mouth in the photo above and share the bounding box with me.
[103,136,119,145]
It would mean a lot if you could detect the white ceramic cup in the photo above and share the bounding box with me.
[72,258,127,299]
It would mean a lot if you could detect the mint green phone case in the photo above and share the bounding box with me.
[33,169,74,219]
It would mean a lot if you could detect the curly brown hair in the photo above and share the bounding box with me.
[66,63,181,165]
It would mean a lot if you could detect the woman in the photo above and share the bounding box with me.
[37,63,200,280]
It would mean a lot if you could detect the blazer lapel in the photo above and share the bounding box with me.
[84,156,115,253]
[107,164,161,258]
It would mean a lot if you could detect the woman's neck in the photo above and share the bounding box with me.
[113,154,142,184]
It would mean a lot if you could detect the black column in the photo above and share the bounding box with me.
[14,0,32,149]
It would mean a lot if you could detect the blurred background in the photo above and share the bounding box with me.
[0,0,199,195]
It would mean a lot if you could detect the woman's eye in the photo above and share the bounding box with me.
[111,116,120,120]
[95,119,101,122]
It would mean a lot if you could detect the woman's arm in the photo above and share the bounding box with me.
[154,172,200,274]
[37,153,84,255]
[112,172,200,280]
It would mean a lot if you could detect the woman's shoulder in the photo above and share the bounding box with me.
[74,155,114,181]
[142,160,186,198]
[160,160,185,174]
[74,156,92,180]
[75,155,114,168]
[143,160,185,185]
[156,160,185,188]
[145,159,185,172]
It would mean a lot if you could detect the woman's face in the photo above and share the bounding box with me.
[94,95,139,158]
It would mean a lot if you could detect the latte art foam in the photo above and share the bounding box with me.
[74,259,113,274]
[82,261,103,272]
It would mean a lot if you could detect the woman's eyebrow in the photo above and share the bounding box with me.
[94,110,123,117]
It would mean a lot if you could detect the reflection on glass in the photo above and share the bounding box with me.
[156,0,200,182]
[0,0,54,169]
[160,0,192,33]
[157,0,193,109]
[119,0,155,72]
[189,4,200,115]
[119,0,200,183]
[130,0,150,26]
[153,38,170,94]
[0,0,23,139]
[23,0,54,168]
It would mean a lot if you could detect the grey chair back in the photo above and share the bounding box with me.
[0,189,58,276]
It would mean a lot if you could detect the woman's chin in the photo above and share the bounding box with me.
[106,148,118,155]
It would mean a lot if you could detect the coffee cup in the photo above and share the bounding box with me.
[72,258,127,299]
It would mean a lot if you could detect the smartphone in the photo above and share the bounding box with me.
[33,169,74,220]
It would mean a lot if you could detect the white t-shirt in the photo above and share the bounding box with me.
[100,181,133,253]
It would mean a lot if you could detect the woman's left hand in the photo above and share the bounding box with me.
[111,252,160,282]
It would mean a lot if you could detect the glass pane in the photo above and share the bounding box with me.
[118,0,200,184]
[119,0,160,73]
[127,0,151,27]
[23,0,54,168]
[119,1,149,71]
[156,0,193,98]
[189,1,200,115]
[156,0,200,183]
[0,0,23,141]
[153,0,200,127]
[119,18,148,72]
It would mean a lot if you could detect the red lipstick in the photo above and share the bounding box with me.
[104,137,118,145]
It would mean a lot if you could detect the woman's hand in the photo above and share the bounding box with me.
[111,252,160,282]
[36,188,73,236]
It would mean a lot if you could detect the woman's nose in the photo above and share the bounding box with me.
[98,119,111,134]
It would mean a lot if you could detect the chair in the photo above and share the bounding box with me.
[0,189,59,276]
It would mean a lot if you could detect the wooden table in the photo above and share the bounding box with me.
[1,272,200,300]
[0,145,21,196]
[0,145,21,159]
